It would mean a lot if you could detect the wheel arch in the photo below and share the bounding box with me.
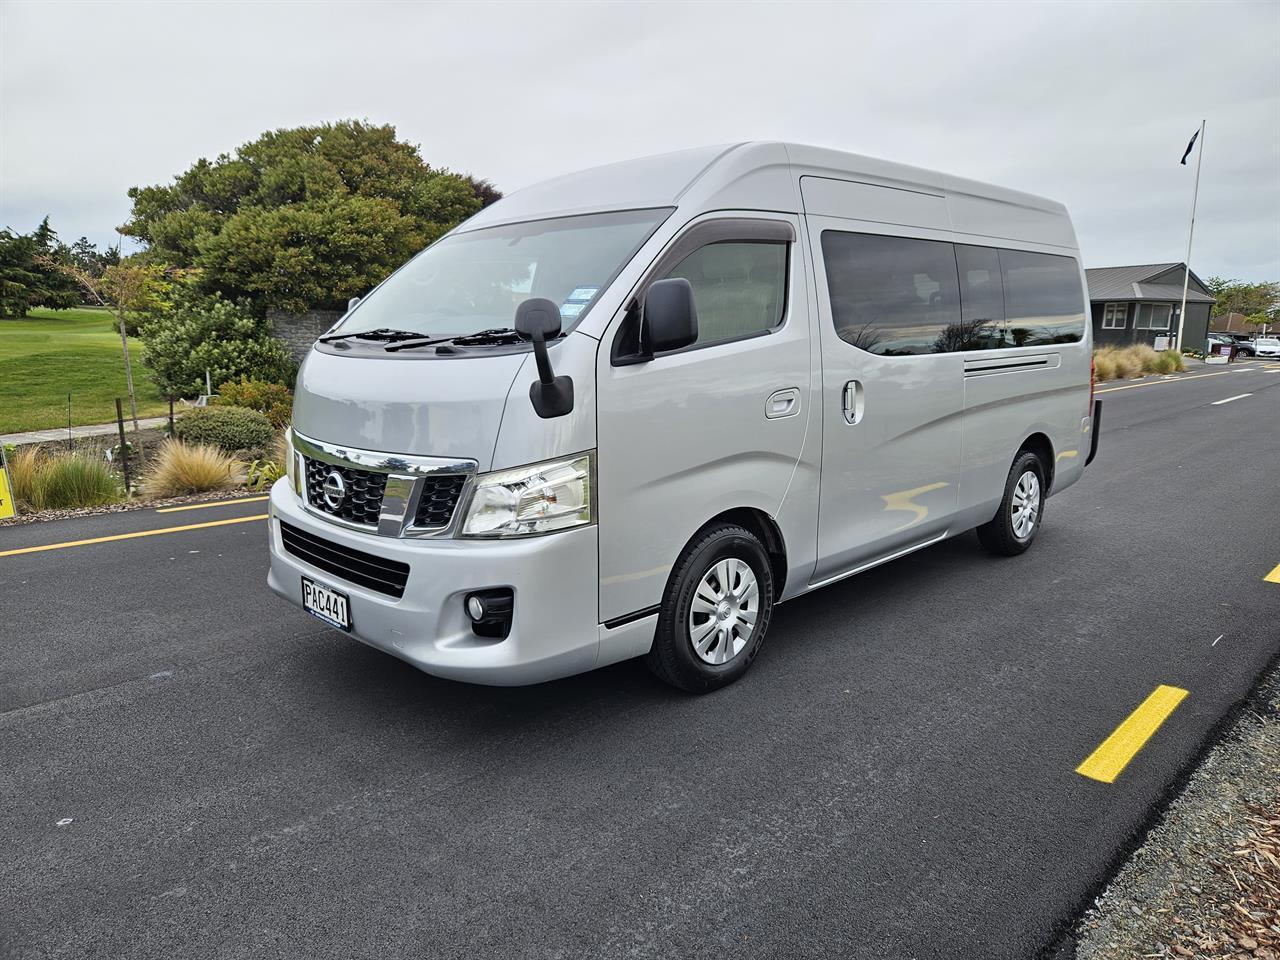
[700,507,788,592]
[1017,432,1056,493]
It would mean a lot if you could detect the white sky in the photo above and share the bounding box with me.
[2,0,1277,280]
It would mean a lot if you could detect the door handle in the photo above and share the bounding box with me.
[842,380,864,424]
[765,387,801,419]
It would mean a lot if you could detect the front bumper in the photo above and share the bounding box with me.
[266,478,601,685]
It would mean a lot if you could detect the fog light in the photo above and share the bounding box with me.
[464,589,514,640]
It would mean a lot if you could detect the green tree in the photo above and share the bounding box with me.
[139,284,294,398]
[122,120,499,312]
[1203,276,1280,320]
[0,217,80,316]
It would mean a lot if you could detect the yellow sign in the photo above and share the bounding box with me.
[0,465,14,520]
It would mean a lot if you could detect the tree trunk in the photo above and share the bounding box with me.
[116,307,140,431]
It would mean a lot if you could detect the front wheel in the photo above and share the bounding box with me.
[645,523,775,693]
[977,451,1046,556]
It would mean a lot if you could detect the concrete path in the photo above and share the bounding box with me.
[1,415,167,447]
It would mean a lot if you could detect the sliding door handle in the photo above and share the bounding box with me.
[842,380,864,424]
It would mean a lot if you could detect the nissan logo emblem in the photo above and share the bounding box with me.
[321,470,346,510]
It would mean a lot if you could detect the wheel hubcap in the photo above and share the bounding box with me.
[688,558,759,665]
[1011,470,1041,539]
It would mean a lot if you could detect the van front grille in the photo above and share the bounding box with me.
[413,475,468,529]
[279,521,410,599]
[304,457,386,527]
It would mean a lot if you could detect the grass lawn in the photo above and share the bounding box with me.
[0,307,168,434]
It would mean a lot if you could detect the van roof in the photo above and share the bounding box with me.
[460,142,1074,248]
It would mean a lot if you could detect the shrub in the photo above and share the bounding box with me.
[1154,349,1185,374]
[174,405,275,454]
[144,439,241,496]
[213,378,292,428]
[247,458,285,491]
[139,283,294,398]
[1129,344,1159,373]
[10,447,123,510]
[1109,347,1142,380]
[7,445,41,505]
[1093,350,1117,382]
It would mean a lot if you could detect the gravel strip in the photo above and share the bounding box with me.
[1073,667,1280,960]
[0,488,267,527]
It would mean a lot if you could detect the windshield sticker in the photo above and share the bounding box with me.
[560,285,599,320]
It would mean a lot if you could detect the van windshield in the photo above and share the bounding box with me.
[335,208,672,339]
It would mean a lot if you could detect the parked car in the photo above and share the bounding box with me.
[267,142,1099,692]
[1253,337,1280,358]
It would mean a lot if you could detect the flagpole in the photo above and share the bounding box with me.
[1176,118,1206,351]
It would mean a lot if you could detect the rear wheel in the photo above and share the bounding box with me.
[977,450,1045,556]
[645,523,774,693]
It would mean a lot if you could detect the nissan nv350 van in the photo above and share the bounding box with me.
[268,142,1100,692]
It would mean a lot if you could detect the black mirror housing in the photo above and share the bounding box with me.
[514,298,573,419]
[514,298,563,340]
[642,278,698,353]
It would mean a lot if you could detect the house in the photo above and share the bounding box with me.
[1210,311,1251,333]
[1084,262,1214,349]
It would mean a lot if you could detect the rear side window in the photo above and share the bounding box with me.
[998,249,1086,345]
[954,244,1009,350]
[820,232,961,355]
[662,241,787,347]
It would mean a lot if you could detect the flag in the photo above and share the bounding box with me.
[1180,129,1199,165]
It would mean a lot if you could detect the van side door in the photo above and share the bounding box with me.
[806,219,964,581]
[595,213,812,625]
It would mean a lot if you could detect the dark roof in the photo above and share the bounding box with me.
[1085,263,1215,303]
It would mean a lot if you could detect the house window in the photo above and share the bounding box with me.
[1135,303,1172,330]
[1101,303,1127,329]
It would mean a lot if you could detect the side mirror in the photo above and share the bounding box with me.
[514,297,562,342]
[642,278,698,353]
[515,298,573,419]
[347,296,362,314]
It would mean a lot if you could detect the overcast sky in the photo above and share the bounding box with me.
[2,0,1277,281]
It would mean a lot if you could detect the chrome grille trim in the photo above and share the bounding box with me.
[291,430,477,538]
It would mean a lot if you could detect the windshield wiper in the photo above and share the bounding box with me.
[319,327,427,344]
[384,327,527,352]
[383,333,466,353]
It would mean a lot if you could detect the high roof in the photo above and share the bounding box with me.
[1085,263,1215,303]
[460,142,1069,235]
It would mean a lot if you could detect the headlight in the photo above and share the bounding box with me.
[460,452,594,538]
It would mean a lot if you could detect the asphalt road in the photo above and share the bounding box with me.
[3,361,1278,960]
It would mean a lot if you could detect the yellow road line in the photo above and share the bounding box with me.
[1076,684,1189,784]
[1095,371,1232,394]
[1265,563,1280,584]
[156,495,269,514]
[0,514,268,558]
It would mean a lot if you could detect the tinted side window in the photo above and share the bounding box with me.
[663,241,787,347]
[821,232,961,355]
[998,249,1086,346]
[954,244,1010,350]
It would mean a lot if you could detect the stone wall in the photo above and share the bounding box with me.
[268,308,344,362]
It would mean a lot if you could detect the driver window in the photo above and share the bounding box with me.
[661,241,787,348]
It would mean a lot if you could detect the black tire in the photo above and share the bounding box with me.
[977,450,1046,557]
[645,523,775,693]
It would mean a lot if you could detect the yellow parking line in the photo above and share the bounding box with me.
[1095,371,1232,394]
[1265,563,1280,584]
[156,495,269,514]
[0,514,268,558]
[1076,684,1189,784]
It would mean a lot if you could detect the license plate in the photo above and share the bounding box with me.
[301,576,351,630]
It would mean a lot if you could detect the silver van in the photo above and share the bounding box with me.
[267,142,1100,692]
